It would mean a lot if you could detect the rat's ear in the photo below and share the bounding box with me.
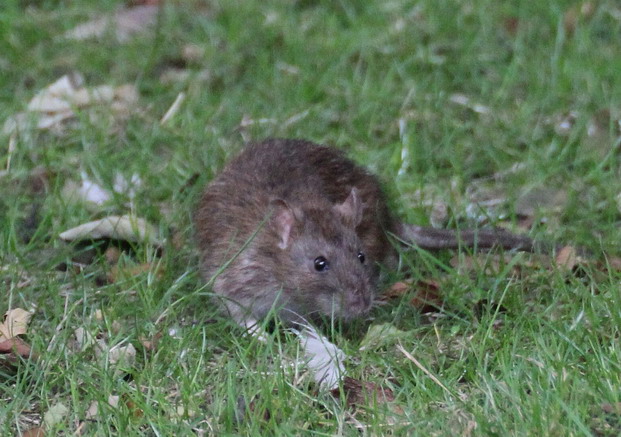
[334,188,363,226]
[269,199,296,249]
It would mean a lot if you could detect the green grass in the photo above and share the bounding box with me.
[1,0,621,435]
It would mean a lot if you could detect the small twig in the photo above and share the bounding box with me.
[397,343,453,398]
[160,92,186,124]
[6,133,16,171]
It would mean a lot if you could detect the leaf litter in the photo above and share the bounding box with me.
[3,73,139,135]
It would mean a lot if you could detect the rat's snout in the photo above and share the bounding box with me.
[343,287,373,316]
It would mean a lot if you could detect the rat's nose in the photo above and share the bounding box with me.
[346,291,372,314]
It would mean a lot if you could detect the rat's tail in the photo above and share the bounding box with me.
[395,223,552,252]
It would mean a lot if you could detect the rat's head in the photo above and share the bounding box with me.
[266,188,376,322]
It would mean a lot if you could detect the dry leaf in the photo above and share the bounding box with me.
[3,73,139,135]
[0,310,35,361]
[43,402,69,427]
[383,279,444,312]
[104,246,122,264]
[64,5,158,42]
[556,246,578,270]
[139,331,162,351]
[107,261,162,283]
[59,215,162,246]
[182,44,205,62]
[331,377,399,411]
[0,308,32,341]
[62,173,111,208]
[564,2,595,36]
[73,327,96,351]
[84,395,125,421]
[85,401,99,420]
[602,256,621,272]
[601,403,621,415]
[175,405,198,419]
[292,326,346,390]
[108,343,136,370]
[359,323,407,350]
[62,172,141,211]
[22,427,45,437]
[383,281,411,299]
[0,337,33,358]
[503,16,520,36]
[108,395,120,408]
[112,172,141,201]
[124,397,144,418]
[409,280,443,312]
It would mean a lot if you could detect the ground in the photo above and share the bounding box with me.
[1,0,620,435]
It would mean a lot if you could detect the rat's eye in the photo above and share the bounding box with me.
[357,252,366,264]
[314,256,329,272]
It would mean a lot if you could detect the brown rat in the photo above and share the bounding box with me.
[194,139,540,326]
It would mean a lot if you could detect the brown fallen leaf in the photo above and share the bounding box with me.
[331,377,400,413]
[107,261,162,283]
[0,337,33,358]
[139,331,163,351]
[409,280,443,312]
[383,281,411,300]
[555,245,578,270]
[0,308,36,364]
[502,16,520,36]
[104,246,122,265]
[600,256,621,272]
[124,397,144,418]
[514,214,536,232]
[601,403,621,415]
[608,256,621,270]
[22,427,45,437]
[564,2,595,36]
[383,279,444,313]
